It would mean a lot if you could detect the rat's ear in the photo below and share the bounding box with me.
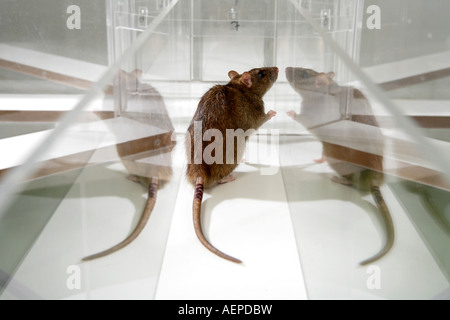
[315,74,329,87]
[240,72,253,88]
[327,72,335,80]
[228,70,239,79]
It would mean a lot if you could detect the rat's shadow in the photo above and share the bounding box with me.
[199,161,385,241]
[403,180,450,236]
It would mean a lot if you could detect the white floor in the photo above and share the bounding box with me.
[154,133,307,300]
[1,125,449,300]
[0,47,450,299]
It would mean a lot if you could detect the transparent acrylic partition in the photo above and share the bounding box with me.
[0,0,449,300]
[279,0,450,299]
[0,0,181,299]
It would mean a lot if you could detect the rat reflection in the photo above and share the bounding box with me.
[285,67,394,266]
[82,70,175,261]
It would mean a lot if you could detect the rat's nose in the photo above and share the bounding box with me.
[275,67,279,73]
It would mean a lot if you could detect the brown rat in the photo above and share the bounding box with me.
[82,70,175,261]
[185,67,279,263]
[286,67,394,266]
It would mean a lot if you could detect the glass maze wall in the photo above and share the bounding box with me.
[0,0,448,299]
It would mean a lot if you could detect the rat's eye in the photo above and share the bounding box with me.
[258,71,265,79]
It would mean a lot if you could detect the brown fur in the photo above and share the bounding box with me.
[286,67,394,266]
[186,67,279,263]
[82,70,175,261]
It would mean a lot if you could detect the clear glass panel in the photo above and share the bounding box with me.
[279,0,450,299]
[0,0,181,299]
[0,0,449,300]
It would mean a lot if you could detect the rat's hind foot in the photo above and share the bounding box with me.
[332,175,353,186]
[126,174,142,183]
[218,174,236,184]
[314,157,326,164]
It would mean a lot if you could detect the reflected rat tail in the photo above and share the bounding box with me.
[82,177,159,262]
[359,182,395,266]
[193,177,242,264]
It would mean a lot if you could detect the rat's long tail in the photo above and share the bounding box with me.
[193,177,242,264]
[359,181,395,266]
[82,177,158,262]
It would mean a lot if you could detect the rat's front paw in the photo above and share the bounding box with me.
[267,110,277,119]
[287,110,297,118]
